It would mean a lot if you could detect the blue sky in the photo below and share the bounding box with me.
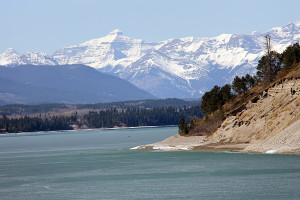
[1,0,300,54]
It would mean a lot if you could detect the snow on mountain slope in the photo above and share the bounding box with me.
[0,48,57,66]
[1,21,300,98]
[53,30,163,73]
[265,21,300,51]
[0,48,23,66]
[116,33,266,97]
[119,50,195,98]
[20,52,58,65]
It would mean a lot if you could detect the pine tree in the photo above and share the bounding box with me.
[281,42,300,69]
[232,74,258,94]
[201,85,221,113]
[178,118,188,135]
[219,84,233,104]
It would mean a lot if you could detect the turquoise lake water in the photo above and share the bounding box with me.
[0,126,299,200]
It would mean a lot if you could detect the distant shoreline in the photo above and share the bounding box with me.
[0,125,177,135]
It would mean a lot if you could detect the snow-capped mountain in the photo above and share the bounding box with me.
[53,29,162,73]
[1,21,299,98]
[0,48,58,66]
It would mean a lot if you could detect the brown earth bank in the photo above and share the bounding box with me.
[133,76,300,154]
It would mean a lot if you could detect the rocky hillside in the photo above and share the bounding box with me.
[134,65,300,154]
[207,74,300,153]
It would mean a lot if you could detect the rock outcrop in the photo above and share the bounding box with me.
[133,77,300,154]
[206,78,300,153]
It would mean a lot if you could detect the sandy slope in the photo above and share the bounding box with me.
[133,78,300,154]
[207,78,300,154]
[244,118,300,153]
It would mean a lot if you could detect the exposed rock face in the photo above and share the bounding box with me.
[244,119,300,153]
[133,78,300,154]
[208,78,300,153]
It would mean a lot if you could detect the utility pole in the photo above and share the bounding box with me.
[266,34,271,55]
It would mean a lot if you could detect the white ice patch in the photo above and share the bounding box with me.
[153,146,175,150]
[266,150,277,154]
[129,146,140,150]
[152,145,191,151]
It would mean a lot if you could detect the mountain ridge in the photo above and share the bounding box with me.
[0,64,155,105]
[1,20,300,98]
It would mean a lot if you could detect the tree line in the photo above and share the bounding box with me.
[83,106,202,128]
[0,106,203,133]
[0,115,77,133]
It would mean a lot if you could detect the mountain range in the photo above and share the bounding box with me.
[1,21,300,98]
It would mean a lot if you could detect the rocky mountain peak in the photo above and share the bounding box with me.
[108,29,123,36]
[5,48,19,54]
[79,29,129,47]
[0,48,22,66]
[1,48,19,57]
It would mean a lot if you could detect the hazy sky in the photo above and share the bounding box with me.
[1,0,299,54]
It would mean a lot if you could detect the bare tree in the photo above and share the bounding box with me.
[256,35,281,85]
[265,34,272,84]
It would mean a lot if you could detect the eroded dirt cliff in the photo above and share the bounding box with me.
[206,78,300,153]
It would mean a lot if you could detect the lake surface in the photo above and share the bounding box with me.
[0,126,299,200]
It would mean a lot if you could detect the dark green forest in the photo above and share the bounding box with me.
[0,105,203,133]
[0,115,77,133]
[84,106,202,128]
